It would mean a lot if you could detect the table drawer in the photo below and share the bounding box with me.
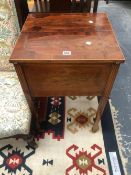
[22,63,112,96]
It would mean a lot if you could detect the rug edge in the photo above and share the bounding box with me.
[109,99,127,175]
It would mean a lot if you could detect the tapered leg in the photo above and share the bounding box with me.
[15,64,40,132]
[92,64,120,132]
[15,64,36,116]
[92,96,108,132]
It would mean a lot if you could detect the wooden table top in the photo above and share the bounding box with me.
[10,13,125,63]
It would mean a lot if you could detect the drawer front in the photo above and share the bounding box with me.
[22,63,112,96]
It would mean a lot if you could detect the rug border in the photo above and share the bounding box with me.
[99,98,125,175]
[109,99,127,175]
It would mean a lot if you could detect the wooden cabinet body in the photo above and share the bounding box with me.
[10,13,125,132]
[21,63,112,97]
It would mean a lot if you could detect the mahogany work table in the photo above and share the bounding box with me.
[10,13,125,132]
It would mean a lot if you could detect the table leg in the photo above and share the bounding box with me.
[92,64,120,132]
[14,64,39,129]
[92,96,108,132]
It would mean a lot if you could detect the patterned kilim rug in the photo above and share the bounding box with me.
[0,96,124,175]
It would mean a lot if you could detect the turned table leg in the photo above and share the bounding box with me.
[92,63,120,132]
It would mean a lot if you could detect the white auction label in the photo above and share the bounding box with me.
[109,152,121,175]
[89,20,94,24]
[63,51,71,56]
[85,41,92,45]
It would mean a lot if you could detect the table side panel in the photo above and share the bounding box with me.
[22,63,112,96]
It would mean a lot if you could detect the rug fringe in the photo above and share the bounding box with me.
[109,99,127,175]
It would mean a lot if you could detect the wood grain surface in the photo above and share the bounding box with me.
[10,13,125,63]
[22,63,112,96]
